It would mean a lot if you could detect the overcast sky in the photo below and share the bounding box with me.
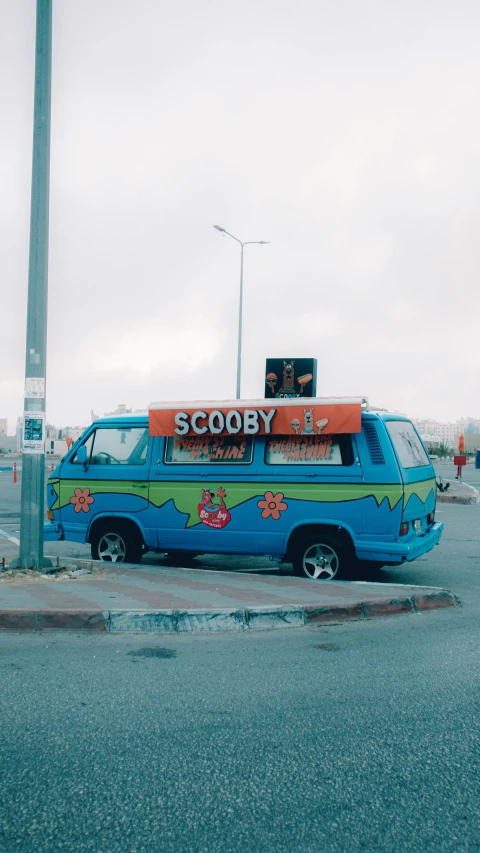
[1,0,479,432]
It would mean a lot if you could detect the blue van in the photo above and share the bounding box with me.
[44,399,443,580]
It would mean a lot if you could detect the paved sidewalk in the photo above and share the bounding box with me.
[436,479,480,504]
[0,560,458,633]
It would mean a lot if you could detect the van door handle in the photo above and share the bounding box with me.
[133,483,148,488]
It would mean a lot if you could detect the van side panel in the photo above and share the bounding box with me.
[254,434,364,555]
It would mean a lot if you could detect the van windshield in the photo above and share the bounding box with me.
[386,421,430,468]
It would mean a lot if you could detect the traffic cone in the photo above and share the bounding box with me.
[13,462,17,484]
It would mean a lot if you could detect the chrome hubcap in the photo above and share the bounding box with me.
[303,543,339,580]
[98,533,127,562]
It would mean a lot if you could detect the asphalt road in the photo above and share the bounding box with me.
[1,591,479,853]
[434,459,480,489]
[0,485,479,851]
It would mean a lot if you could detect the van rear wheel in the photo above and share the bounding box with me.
[91,524,143,564]
[293,534,350,581]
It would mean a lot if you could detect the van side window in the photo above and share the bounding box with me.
[165,436,253,464]
[385,421,430,468]
[86,427,149,465]
[265,434,353,466]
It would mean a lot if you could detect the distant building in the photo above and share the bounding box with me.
[464,434,480,453]
[46,438,69,457]
[412,416,480,448]
[459,417,480,434]
[420,434,442,449]
[0,436,17,453]
[46,424,59,440]
[104,404,132,417]
[60,426,87,442]
[16,416,23,452]
[0,418,7,435]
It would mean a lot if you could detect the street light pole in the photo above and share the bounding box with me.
[13,0,52,570]
[237,243,244,400]
[213,226,269,399]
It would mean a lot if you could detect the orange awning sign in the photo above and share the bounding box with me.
[149,397,364,437]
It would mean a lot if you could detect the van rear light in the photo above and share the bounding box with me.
[399,521,409,536]
[47,510,54,521]
[427,511,435,525]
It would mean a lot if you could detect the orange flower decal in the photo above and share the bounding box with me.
[257,491,288,520]
[70,487,94,514]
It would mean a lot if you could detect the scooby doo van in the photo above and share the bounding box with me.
[44,397,443,580]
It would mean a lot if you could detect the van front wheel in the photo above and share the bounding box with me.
[293,534,349,581]
[91,524,142,564]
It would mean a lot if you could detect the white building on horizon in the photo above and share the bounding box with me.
[412,416,480,448]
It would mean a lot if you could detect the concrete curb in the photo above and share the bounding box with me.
[0,610,108,632]
[0,589,460,633]
[437,483,480,505]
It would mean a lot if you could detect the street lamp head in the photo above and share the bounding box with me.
[213,225,225,232]
[259,241,270,245]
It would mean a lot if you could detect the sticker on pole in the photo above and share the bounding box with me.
[25,377,45,399]
[23,412,45,454]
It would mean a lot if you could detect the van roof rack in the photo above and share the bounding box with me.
[149,396,369,410]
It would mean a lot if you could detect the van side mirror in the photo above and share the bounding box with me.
[76,445,88,468]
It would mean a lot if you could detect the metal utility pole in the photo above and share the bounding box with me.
[13,0,52,570]
[213,226,270,399]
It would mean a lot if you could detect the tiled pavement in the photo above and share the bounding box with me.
[0,560,459,633]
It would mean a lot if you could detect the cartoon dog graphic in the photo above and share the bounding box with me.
[201,487,226,511]
[302,408,315,434]
[282,360,295,391]
[198,487,231,529]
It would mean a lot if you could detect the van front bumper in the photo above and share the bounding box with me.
[355,522,443,564]
[43,522,64,542]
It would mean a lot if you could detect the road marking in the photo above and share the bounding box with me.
[0,528,20,545]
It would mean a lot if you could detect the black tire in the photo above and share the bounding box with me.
[293,533,352,580]
[91,523,143,564]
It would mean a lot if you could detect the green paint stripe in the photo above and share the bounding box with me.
[50,478,408,527]
[403,478,436,509]
[49,475,438,526]
[51,479,149,512]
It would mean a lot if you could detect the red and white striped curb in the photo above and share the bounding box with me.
[0,587,459,633]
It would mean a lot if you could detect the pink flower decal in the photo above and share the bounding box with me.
[70,487,94,514]
[257,491,288,520]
